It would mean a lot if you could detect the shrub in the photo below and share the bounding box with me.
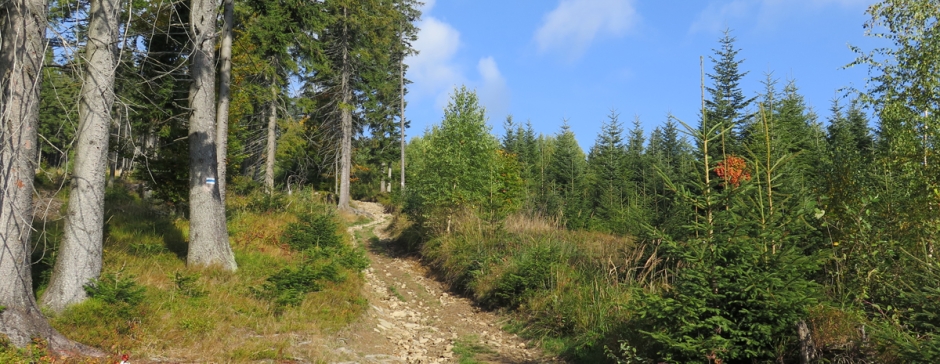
[0,337,54,364]
[253,211,368,311]
[173,272,207,298]
[84,272,145,306]
[283,212,343,251]
[482,243,560,309]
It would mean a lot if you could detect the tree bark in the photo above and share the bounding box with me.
[797,320,816,364]
[41,0,120,313]
[380,162,386,193]
[187,0,236,271]
[216,0,233,205]
[399,48,406,190]
[264,83,276,193]
[338,7,352,210]
[0,0,98,354]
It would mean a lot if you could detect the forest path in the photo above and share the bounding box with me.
[322,201,563,364]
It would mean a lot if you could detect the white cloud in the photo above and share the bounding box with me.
[407,16,464,109]
[690,0,875,34]
[418,0,435,14]
[406,7,512,116]
[689,0,752,35]
[477,56,510,119]
[534,0,640,61]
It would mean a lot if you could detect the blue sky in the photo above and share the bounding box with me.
[403,0,882,148]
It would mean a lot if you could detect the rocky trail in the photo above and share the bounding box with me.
[322,201,564,364]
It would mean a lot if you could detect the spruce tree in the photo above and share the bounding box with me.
[587,111,628,231]
[704,29,756,158]
[549,121,588,229]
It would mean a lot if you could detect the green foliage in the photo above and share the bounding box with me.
[283,212,343,251]
[484,149,526,221]
[870,258,940,362]
[173,272,207,298]
[452,335,494,364]
[255,262,339,308]
[621,106,820,362]
[481,244,560,309]
[244,190,289,213]
[548,122,589,229]
[704,29,756,157]
[0,337,54,364]
[84,272,146,306]
[629,238,819,362]
[406,86,518,229]
[416,212,639,361]
[253,211,368,310]
[37,51,80,168]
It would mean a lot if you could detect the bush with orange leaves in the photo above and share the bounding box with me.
[714,155,751,187]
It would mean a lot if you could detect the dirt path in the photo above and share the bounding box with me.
[323,201,564,364]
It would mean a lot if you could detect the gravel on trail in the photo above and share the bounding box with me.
[324,201,565,364]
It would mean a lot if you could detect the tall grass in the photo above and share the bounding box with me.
[400,211,662,361]
[38,188,368,362]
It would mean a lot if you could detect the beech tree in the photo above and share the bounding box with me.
[186,0,236,270]
[41,0,121,313]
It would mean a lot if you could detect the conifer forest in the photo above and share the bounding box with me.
[2,0,940,363]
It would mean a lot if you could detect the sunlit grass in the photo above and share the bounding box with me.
[47,188,368,362]
[404,211,644,361]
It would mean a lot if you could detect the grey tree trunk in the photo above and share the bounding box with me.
[187,0,236,271]
[337,8,352,210]
[0,0,98,354]
[107,114,119,186]
[399,52,406,190]
[338,83,352,209]
[380,162,386,193]
[216,0,233,205]
[797,320,816,364]
[264,84,276,193]
[41,0,120,313]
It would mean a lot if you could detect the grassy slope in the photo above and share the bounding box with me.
[392,212,652,362]
[17,188,369,362]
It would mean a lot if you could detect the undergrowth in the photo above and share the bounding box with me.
[398,211,644,362]
[38,187,369,362]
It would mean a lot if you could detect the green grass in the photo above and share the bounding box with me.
[452,335,494,364]
[395,212,645,362]
[39,187,368,362]
[387,285,407,302]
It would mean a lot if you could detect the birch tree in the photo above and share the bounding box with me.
[41,0,121,313]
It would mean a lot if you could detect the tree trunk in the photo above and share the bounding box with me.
[339,86,352,209]
[0,0,98,354]
[797,320,816,364]
[41,0,120,313]
[108,113,119,187]
[338,7,352,210]
[380,162,386,193]
[264,83,276,194]
[399,49,406,190]
[216,0,233,205]
[186,0,236,271]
